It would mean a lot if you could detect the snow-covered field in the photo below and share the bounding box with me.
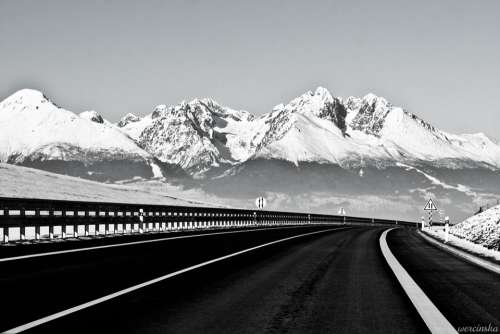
[425,226,500,262]
[422,203,500,263]
[0,163,218,207]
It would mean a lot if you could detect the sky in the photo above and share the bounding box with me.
[1,0,499,137]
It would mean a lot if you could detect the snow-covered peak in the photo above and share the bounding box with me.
[2,88,45,103]
[152,104,168,118]
[272,86,347,134]
[117,113,141,127]
[314,86,333,99]
[0,89,152,164]
[362,92,386,104]
[79,110,104,124]
[348,93,393,136]
[277,86,334,114]
[132,97,256,173]
[0,89,57,114]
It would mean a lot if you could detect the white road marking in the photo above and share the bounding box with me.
[3,227,350,333]
[418,230,500,275]
[0,225,341,263]
[379,228,457,334]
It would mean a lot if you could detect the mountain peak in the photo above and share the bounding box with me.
[0,88,63,115]
[8,88,45,101]
[361,93,389,106]
[277,87,346,133]
[314,86,333,98]
[117,113,141,127]
[152,104,169,118]
[79,110,104,124]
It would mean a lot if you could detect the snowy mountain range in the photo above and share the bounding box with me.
[117,86,500,174]
[1,87,499,220]
[0,89,177,181]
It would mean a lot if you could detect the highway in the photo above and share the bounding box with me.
[0,225,498,333]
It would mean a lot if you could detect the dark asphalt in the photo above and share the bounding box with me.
[388,228,500,331]
[0,226,336,331]
[2,226,426,334]
[1,226,498,333]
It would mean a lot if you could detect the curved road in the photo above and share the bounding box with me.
[0,226,498,333]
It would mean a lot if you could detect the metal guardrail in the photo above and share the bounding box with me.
[0,197,416,243]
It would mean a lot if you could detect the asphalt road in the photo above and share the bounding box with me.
[388,228,500,331]
[0,225,498,333]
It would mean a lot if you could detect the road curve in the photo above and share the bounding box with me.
[388,228,500,331]
[4,226,428,334]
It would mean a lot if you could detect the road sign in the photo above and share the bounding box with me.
[255,196,267,209]
[424,199,438,211]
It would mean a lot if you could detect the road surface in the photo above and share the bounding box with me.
[0,225,498,333]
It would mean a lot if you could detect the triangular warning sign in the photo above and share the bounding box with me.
[424,199,438,211]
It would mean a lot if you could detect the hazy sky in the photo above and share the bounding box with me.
[1,0,499,137]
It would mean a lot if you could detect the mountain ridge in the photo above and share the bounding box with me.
[2,87,500,179]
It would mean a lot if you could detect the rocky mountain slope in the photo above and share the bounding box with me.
[117,87,500,175]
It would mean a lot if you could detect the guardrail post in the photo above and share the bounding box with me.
[20,225,26,241]
[47,208,54,239]
[19,208,26,240]
[84,210,89,236]
[35,224,40,240]
[139,209,144,233]
[105,211,110,235]
[61,210,66,239]
[2,227,9,243]
[34,208,41,240]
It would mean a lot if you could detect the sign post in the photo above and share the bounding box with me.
[444,216,450,243]
[338,207,346,224]
[423,199,438,230]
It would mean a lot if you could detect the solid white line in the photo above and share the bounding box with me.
[379,228,457,334]
[418,230,500,275]
[0,225,336,263]
[4,227,351,333]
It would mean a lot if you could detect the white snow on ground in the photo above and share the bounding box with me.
[425,226,500,262]
[149,162,164,178]
[450,205,500,249]
[0,163,215,207]
[397,163,478,197]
